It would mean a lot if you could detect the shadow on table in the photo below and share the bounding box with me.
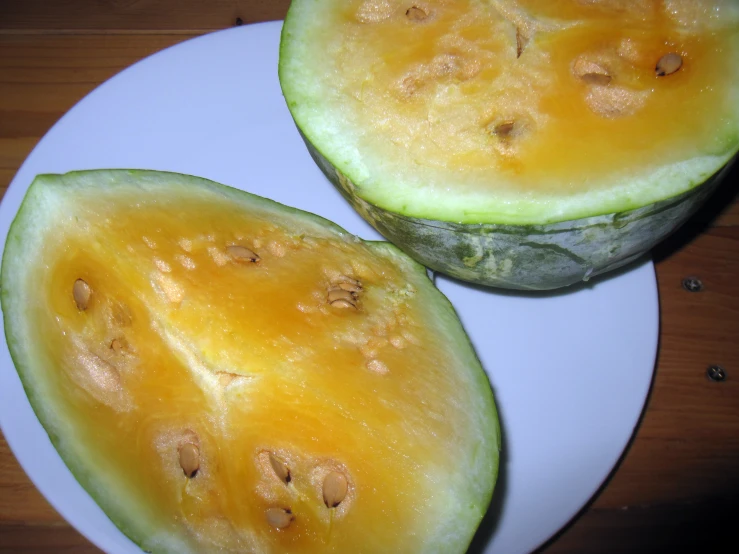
[652,159,739,264]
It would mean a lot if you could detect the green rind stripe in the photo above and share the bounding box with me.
[304,138,729,289]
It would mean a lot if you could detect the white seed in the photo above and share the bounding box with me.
[389,335,407,349]
[266,508,294,529]
[179,443,200,478]
[338,281,363,293]
[73,279,91,310]
[323,471,349,508]
[330,299,356,309]
[334,299,357,309]
[367,359,390,375]
[328,289,356,305]
[226,245,260,263]
[335,275,361,286]
[655,52,682,76]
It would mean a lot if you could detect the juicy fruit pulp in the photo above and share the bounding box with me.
[1,171,498,553]
[281,0,739,223]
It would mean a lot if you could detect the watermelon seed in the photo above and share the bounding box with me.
[73,279,91,310]
[572,58,612,86]
[323,471,349,508]
[405,6,428,21]
[655,53,682,77]
[328,288,358,309]
[266,507,294,529]
[179,442,200,478]
[269,453,291,484]
[515,28,526,58]
[581,72,612,86]
[333,276,362,293]
[494,120,516,138]
[338,281,363,293]
[226,245,260,263]
[330,299,356,309]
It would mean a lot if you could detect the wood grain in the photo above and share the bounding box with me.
[1,3,739,553]
[0,0,290,32]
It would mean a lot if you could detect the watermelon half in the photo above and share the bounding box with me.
[1,170,499,553]
[279,0,739,289]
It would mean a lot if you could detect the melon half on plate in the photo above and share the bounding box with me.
[279,0,739,289]
[0,170,499,553]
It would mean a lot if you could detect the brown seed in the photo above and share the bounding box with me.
[73,279,91,311]
[179,443,200,478]
[226,245,260,263]
[266,508,294,529]
[269,453,291,484]
[572,58,612,86]
[494,120,516,137]
[406,6,428,21]
[516,27,525,58]
[110,339,123,353]
[323,471,348,508]
[655,52,682,76]
[581,72,612,86]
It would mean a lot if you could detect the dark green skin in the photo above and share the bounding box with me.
[304,137,730,290]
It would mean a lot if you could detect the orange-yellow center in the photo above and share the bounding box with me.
[35,193,470,551]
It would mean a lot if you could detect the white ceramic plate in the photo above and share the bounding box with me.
[0,21,658,554]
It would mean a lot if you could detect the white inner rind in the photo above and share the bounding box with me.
[280,0,739,224]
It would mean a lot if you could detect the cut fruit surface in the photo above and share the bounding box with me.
[280,0,739,224]
[0,170,499,553]
[279,0,739,289]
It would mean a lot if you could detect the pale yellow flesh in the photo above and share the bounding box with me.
[317,0,737,193]
[35,193,477,552]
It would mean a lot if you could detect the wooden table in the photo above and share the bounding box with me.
[1,2,738,552]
